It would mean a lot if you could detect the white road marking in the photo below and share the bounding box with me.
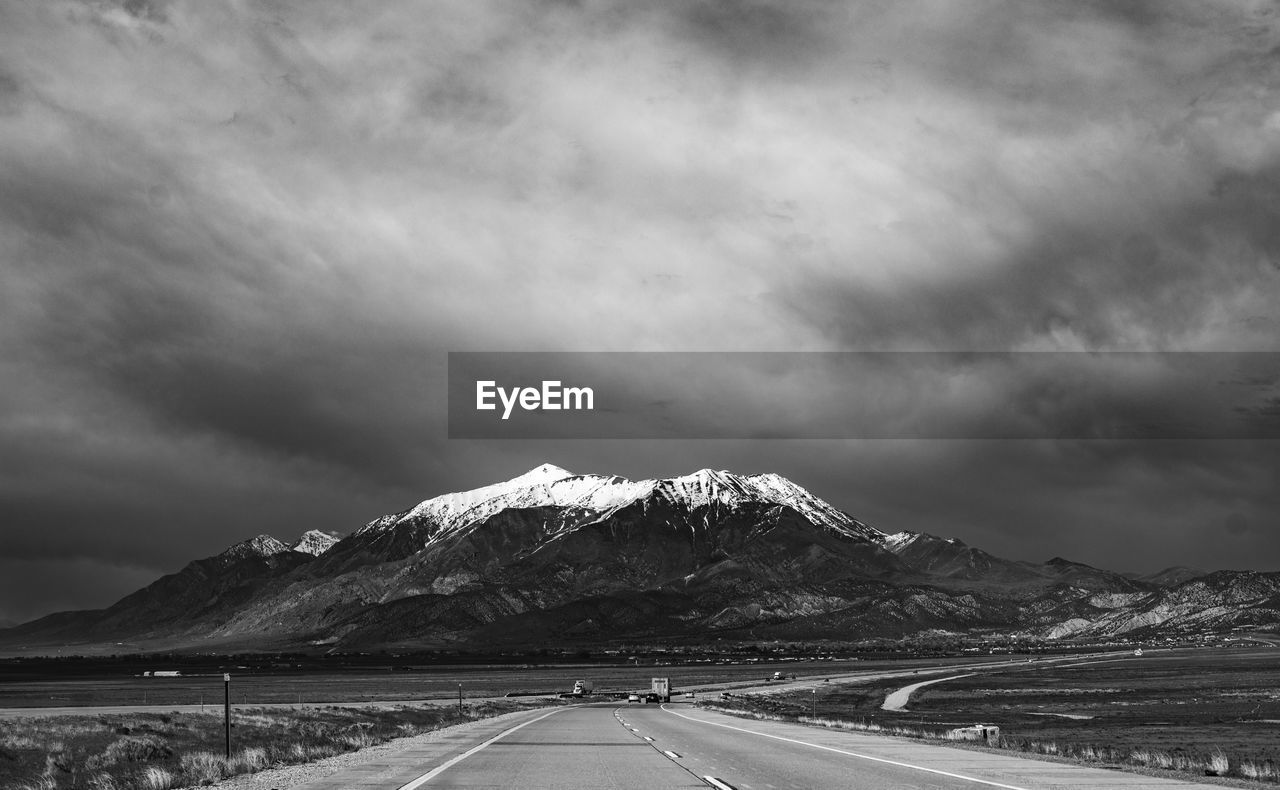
[644,736,654,741]
[703,776,737,790]
[396,707,568,789]
[663,749,682,759]
[664,706,1033,790]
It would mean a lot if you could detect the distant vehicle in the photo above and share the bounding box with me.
[771,671,786,680]
[628,694,640,702]
[1134,648,1144,657]
[571,680,594,696]
[650,677,671,703]
[948,724,1000,744]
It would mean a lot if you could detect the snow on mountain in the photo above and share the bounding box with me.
[883,531,919,552]
[356,464,883,547]
[292,530,339,556]
[220,535,290,561]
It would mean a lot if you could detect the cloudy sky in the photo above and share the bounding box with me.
[2,0,1279,625]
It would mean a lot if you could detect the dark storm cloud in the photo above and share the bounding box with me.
[0,557,156,625]
[664,0,836,74]
[1,0,1279,622]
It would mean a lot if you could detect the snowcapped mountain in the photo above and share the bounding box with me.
[355,464,882,548]
[292,530,340,556]
[0,464,1272,652]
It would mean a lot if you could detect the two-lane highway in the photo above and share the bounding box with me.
[400,704,703,789]
[292,701,1232,790]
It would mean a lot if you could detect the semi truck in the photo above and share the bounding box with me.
[649,677,670,703]
[571,679,594,696]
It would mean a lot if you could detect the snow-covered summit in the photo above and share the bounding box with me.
[293,530,339,556]
[355,464,884,545]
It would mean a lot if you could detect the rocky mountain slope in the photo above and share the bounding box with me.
[0,465,1271,652]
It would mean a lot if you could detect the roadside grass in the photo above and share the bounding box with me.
[0,699,541,790]
[701,696,1280,784]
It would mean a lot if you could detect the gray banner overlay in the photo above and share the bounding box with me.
[447,352,1280,439]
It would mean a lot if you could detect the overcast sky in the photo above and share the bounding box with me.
[2,0,1279,625]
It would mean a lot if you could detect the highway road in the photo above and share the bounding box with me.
[293,701,1229,790]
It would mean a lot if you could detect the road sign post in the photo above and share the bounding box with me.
[223,673,231,758]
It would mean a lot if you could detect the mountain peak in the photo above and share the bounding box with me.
[221,534,290,561]
[358,466,885,549]
[293,530,339,556]
[513,463,575,483]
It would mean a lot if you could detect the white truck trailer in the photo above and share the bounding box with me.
[649,677,670,703]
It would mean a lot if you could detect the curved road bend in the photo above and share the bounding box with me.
[882,673,978,711]
[292,701,1229,790]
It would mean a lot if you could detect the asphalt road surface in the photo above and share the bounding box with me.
[295,701,1230,790]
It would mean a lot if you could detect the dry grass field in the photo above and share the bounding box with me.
[0,699,542,790]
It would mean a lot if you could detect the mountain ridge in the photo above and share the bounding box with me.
[0,464,1270,653]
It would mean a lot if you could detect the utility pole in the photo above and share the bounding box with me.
[223,673,231,758]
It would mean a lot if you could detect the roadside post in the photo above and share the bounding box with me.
[812,687,817,719]
[223,673,231,758]
[458,682,463,713]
